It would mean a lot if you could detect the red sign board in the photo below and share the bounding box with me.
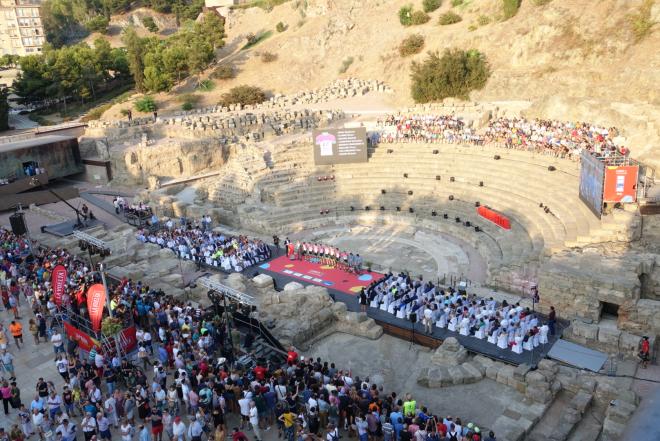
[52,265,67,307]
[603,165,638,203]
[118,326,138,353]
[477,206,511,230]
[86,284,106,332]
[63,322,99,352]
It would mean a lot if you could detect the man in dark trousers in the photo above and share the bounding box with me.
[548,306,556,336]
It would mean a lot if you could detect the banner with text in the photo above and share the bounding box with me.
[477,206,511,230]
[313,128,368,165]
[603,165,639,203]
[63,322,100,353]
[52,265,67,307]
[86,283,106,332]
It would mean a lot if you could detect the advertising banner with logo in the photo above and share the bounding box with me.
[313,128,368,165]
[477,206,511,230]
[603,165,639,203]
[86,283,106,332]
[52,265,67,307]
[118,326,138,354]
[63,322,100,352]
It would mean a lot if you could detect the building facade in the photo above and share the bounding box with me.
[0,0,44,56]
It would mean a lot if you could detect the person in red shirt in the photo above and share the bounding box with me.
[286,347,298,366]
[232,427,248,441]
[436,420,447,438]
[253,363,267,381]
[640,336,650,369]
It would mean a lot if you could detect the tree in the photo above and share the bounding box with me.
[410,49,490,103]
[194,12,225,50]
[122,27,147,92]
[220,85,267,107]
[0,88,10,132]
[85,15,109,33]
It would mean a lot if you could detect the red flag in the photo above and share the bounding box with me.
[86,283,106,332]
[52,265,67,307]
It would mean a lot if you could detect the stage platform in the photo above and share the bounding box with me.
[41,219,104,237]
[256,257,564,366]
[258,255,384,294]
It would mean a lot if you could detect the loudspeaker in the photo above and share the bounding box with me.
[494,155,501,160]
[365,206,370,211]
[432,149,439,154]
[474,226,481,232]
[548,166,556,171]
[9,213,27,236]
[380,206,385,211]
[455,217,461,223]
[436,175,441,181]
[443,213,448,219]
[350,206,355,211]
[475,201,480,207]
[403,173,408,178]
[449,195,454,201]
[409,207,414,213]
[431,211,437,217]
[408,190,413,195]
[387,149,394,154]
[409,313,417,324]
[465,221,471,227]
[479,181,484,187]
[450,176,455,182]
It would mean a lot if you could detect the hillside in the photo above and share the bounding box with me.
[101,0,660,166]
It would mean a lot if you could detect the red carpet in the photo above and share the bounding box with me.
[259,255,384,295]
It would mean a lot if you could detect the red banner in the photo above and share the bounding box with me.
[86,284,106,332]
[477,206,511,230]
[52,265,67,307]
[63,322,100,353]
[118,326,138,353]
[603,165,638,203]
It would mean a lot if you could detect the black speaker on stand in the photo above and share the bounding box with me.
[409,312,417,349]
[9,213,27,236]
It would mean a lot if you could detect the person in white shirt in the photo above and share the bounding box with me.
[172,416,186,441]
[120,419,134,441]
[238,396,251,429]
[249,401,261,441]
[51,331,64,354]
[105,395,119,428]
[56,418,77,441]
[82,412,97,441]
[98,414,111,440]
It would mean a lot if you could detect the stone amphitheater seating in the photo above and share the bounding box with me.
[220,141,623,277]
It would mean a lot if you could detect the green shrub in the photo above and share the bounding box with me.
[410,49,490,103]
[533,0,552,5]
[261,51,278,62]
[176,93,200,104]
[135,96,157,112]
[502,0,522,20]
[423,0,442,13]
[196,79,215,92]
[411,10,430,25]
[399,4,414,26]
[241,30,273,50]
[119,108,131,116]
[85,15,109,34]
[338,56,354,73]
[628,0,656,42]
[142,16,158,33]
[276,21,287,32]
[478,15,491,26]
[438,11,462,25]
[468,24,477,31]
[182,102,193,111]
[219,85,267,107]
[399,34,425,57]
[210,64,236,80]
[451,0,463,6]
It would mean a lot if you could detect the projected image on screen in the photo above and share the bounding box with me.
[579,151,605,218]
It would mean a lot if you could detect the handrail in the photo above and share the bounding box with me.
[232,310,287,355]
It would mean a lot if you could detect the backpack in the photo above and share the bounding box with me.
[448,432,459,441]
[426,432,440,441]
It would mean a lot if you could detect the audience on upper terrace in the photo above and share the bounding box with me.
[377,114,628,161]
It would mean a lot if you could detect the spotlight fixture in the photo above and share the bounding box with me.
[381,189,386,194]
[350,206,355,211]
[436,175,441,181]
[365,206,370,211]
[474,226,481,232]
[548,166,556,171]
[450,177,455,182]
[403,173,408,178]
[464,221,471,227]
[475,201,480,207]
[449,195,454,201]
[387,149,394,154]
[408,190,413,195]
[380,206,385,211]
[431,211,437,217]
[443,213,448,219]
[396,206,401,212]
[409,207,414,213]
[455,217,461,223]
[494,155,501,160]
[479,181,484,187]
[432,149,439,154]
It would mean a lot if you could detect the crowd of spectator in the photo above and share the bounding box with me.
[365,273,553,354]
[376,114,629,161]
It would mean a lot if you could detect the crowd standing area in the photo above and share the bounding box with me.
[364,274,553,354]
[0,225,509,441]
[376,115,629,160]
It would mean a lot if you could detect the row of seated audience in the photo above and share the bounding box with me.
[136,226,271,272]
[365,273,550,354]
[376,114,629,161]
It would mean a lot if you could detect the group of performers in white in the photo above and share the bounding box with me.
[284,240,364,273]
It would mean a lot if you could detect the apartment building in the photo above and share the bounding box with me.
[0,0,44,56]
